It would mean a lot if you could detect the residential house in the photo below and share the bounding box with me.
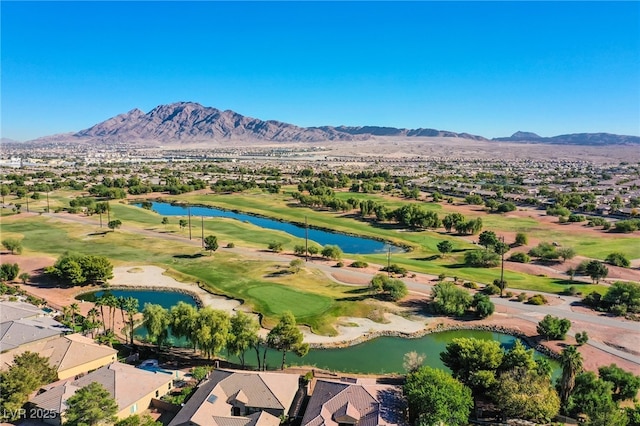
[0,301,69,352]
[169,369,301,426]
[29,362,174,425]
[301,378,405,426]
[0,333,117,380]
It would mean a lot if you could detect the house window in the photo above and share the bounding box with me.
[130,404,137,414]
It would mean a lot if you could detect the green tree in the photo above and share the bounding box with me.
[122,297,139,345]
[289,258,304,273]
[558,345,583,411]
[268,241,283,252]
[64,382,118,426]
[266,311,309,370]
[321,244,343,260]
[537,314,571,340]
[107,219,122,230]
[514,232,528,246]
[478,230,498,249]
[0,263,20,281]
[307,245,319,257]
[2,239,23,255]
[440,337,504,396]
[178,219,188,232]
[598,364,640,402]
[404,366,473,426]
[115,414,162,426]
[170,302,199,351]
[443,213,465,232]
[585,260,609,283]
[227,311,260,367]
[161,217,169,228]
[383,278,408,301]
[195,307,230,359]
[18,272,30,284]
[293,245,306,256]
[95,202,110,228]
[493,368,560,423]
[0,352,57,421]
[142,303,171,350]
[472,293,495,319]
[557,247,576,263]
[203,235,218,255]
[575,331,589,346]
[569,372,628,426]
[603,281,640,314]
[79,255,114,284]
[605,252,631,268]
[437,240,453,257]
[431,282,473,316]
[464,249,500,267]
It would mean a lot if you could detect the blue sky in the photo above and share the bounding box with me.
[2,1,639,141]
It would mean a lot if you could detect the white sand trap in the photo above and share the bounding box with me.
[112,265,241,314]
[302,313,428,345]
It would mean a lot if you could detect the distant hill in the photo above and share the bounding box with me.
[27,102,487,145]
[493,131,640,145]
[21,103,640,146]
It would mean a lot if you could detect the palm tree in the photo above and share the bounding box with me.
[69,303,80,330]
[123,297,139,345]
[559,345,583,411]
[62,305,72,327]
[103,294,118,334]
[117,296,127,336]
[85,307,100,338]
[95,297,107,333]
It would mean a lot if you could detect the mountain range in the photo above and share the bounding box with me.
[25,102,640,146]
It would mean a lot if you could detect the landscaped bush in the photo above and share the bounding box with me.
[381,263,408,276]
[482,284,500,295]
[568,214,586,222]
[505,291,514,298]
[463,281,479,289]
[517,292,528,302]
[349,261,369,268]
[508,252,530,263]
[527,294,548,305]
[605,252,630,268]
[336,261,344,268]
[464,249,500,267]
[226,242,235,248]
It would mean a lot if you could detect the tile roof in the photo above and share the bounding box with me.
[169,369,299,426]
[30,362,173,415]
[301,379,404,426]
[0,317,68,352]
[0,333,117,374]
[0,301,43,323]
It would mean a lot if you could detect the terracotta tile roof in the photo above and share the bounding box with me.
[301,379,404,426]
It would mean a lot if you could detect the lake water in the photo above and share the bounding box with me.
[138,201,401,254]
[78,289,557,375]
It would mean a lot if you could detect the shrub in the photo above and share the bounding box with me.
[350,261,369,268]
[517,292,528,302]
[464,250,500,268]
[527,294,548,305]
[226,242,235,248]
[336,261,344,268]
[268,241,283,252]
[505,291,514,298]
[483,284,500,295]
[463,281,478,289]
[568,214,586,222]
[438,273,447,281]
[381,263,408,276]
[514,232,528,246]
[509,252,530,263]
[605,252,630,268]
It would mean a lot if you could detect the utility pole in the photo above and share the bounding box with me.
[188,206,192,240]
[107,202,111,223]
[46,191,50,213]
[305,216,309,261]
[387,246,391,277]
[201,216,204,248]
[500,236,505,285]
[25,193,29,213]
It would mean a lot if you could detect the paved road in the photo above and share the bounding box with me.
[43,212,640,365]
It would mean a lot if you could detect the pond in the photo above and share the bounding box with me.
[77,289,558,375]
[248,329,559,375]
[137,201,402,254]
[77,289,199,346]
